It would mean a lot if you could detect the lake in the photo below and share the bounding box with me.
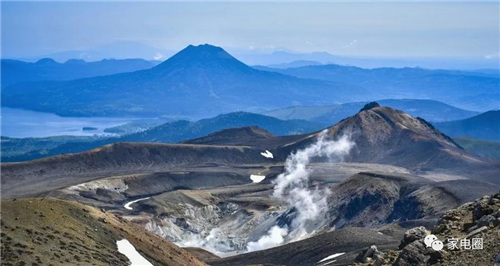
[1,107,134,138]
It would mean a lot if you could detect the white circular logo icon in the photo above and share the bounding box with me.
[424,234,443,251]
[431,240,444,251]
[424,234,438,247]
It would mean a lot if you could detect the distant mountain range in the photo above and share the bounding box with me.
[13,40,499,70]
[3,44,498,118]
[235,50,500,70]
[1,112,324,162]
[123,112,322,142]
[1,58,158,86]
[265,60,322,69]
[2,44,362,117]
[264,99,480,124]
[257,64,500,112]
[434,110,500,141]
[11,41,174,63]
[454,137,500,159]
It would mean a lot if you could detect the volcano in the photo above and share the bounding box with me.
[1,44,360,117]
[2,103,497,199]
[2,103,499,265]
[274,103,494,176]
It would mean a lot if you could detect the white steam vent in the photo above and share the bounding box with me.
[247,130,354,252]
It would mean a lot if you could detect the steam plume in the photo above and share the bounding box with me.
[246,226,288,252]
[246,130,354,251]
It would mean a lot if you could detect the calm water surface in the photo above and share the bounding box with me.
[1,107,134,138]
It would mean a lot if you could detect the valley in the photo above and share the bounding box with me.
[2,103,499,265]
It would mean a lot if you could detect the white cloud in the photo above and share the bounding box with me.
[343,40,359,49]
[484,52,499,60]
[154,53,166,60]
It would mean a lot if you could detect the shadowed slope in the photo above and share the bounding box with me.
[1,142,268,198]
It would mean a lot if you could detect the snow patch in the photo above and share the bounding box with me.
[319,260,339,266]
[116,239,153,266]
[318,252,345,264]
[260,150,273,159]
[250,174,266,183]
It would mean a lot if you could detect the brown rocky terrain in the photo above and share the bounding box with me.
[326,172,462,229]
[354,192,500,265]
[1,143,271,198]
[111,169,498,260]
[1,103,499,265]
[2,104,498,201]
[210,226,404,266]
[205,191,500,265]
[184,126,275,146]
[0,198,205,266]
[276,103,499,184]
[183,126,307,150]
[184,247,220,262]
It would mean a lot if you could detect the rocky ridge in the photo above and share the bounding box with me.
[355,192,500,265]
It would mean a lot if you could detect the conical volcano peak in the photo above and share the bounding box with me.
[181,44,231,58]
[153,44,249,71]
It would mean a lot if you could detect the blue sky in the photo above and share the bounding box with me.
[1,1,499,61]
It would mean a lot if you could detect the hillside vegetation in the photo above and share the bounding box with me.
[454,137,500,159]
[435,111,500,141]
[1,198,205,266]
